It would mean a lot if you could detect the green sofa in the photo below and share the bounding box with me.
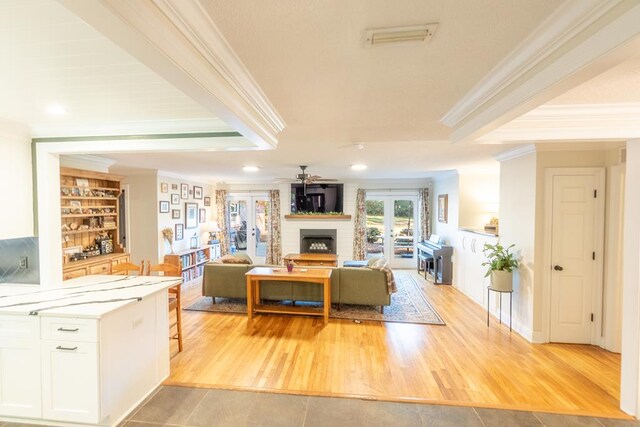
[201,263,392,311]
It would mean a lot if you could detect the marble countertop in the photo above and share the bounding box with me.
[0,275,180,318]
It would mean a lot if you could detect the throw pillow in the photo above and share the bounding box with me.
[233,252,253,264]
[220,254,252,264]
[367,257,385,267]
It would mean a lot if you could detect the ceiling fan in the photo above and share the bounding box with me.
[276,165,338,186]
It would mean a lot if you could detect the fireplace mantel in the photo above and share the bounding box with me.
[284,214,351,220]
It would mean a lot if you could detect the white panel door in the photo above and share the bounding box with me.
[549,175,597,344]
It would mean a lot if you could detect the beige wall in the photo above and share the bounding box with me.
[0,118,33,239]
[498,146,625,343]
[431,173,459,246]
[499,152,537,339]
[156,175,214,262]
[532,148,622,336]
[459,173,500,228]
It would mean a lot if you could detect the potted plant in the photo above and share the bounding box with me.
[482,243,519,291]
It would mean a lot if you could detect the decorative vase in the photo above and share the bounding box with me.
[286,261,294,272]
[490,270,513,292]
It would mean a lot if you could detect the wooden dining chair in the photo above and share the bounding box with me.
[111,261,144,275]
[146,262,183,353]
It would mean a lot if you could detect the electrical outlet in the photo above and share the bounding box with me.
[19,256,28,269]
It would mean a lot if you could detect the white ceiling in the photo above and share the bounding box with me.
[105,0,560,181]
[202,0,560,144]
[7,0,605,182]
[478,52,640,143]
[0,0,231,137]
[549,54,640,105]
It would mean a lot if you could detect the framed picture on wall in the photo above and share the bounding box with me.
[175,223,184,241]
[438,194,448,223]
[159,201,170,213]
[160,182,168,193]
[171,194,180,205]
[171,183,178,190]
[181,183,189,199]
[193,186,203,199]
[172,209,180,220]
[204,196,211,207]
[199,208,206,223]
[185,203,198,229]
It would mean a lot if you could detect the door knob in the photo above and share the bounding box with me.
[554,265,564,271]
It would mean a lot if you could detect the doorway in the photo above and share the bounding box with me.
[227,194,269,264]
[365,193,418,269]
[545,168,605,344]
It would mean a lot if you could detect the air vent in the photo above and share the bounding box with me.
[364,24,438,48]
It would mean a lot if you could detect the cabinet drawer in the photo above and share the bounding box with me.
[41,317,98,342]
[0,315,39,339]
[88,262,111,275]
[63,267,87,281]
[41,340,99,424]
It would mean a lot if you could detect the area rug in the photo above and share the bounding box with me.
[184,271,445,325]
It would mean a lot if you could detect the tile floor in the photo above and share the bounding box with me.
[120,386,640,427]
[2,385,639,427]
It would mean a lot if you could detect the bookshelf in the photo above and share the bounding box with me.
[60,167,129,279]
[164,246,214,283]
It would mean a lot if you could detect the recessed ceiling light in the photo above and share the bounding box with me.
[242,166,259,172]
[46,104,67,116]
[353,143,365,150]
[350,164,367,171]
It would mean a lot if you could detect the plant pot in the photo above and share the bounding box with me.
[490,270,513,292]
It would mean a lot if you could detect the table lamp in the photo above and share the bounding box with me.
[208,220,221,244]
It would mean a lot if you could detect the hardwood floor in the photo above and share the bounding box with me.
[166,271,628,419]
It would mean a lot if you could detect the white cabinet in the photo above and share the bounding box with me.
[41,341,99,424]
[0,337,41,418]
[456,231,497,306]
[0,315,41,418]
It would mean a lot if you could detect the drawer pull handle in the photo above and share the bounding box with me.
[56,345,78,351]
[57,327,79,332]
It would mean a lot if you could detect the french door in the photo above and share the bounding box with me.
[365,193,418,269]
[227,195,269,264]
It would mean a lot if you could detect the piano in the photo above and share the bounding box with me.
[417,234,453,285]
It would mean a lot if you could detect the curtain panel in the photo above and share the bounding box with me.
[266,189,282,265]
[418,187,431,242]
[352,188,367,260]
[215,189,230,256]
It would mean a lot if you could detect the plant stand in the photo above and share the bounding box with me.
[487,286,513,331]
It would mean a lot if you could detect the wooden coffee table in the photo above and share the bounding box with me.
[245,267,332,323]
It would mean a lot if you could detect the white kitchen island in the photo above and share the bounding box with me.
[0,275,179,427]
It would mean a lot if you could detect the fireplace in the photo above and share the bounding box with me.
[300,229,337,254]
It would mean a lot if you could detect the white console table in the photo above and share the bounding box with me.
[0,275,179,427]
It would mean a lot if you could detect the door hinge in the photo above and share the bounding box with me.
[590,313,594,322]
[592,251,596,260]
[594,189,597,198]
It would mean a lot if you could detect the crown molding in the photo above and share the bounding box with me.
[152,0,285,136]
[59,0,285,149]
[59,155,116,173]
[441,0,640,143]
[480,103,640,142]
[494,145,536,162]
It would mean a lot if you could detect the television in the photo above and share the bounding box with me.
[291,183,344,213]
